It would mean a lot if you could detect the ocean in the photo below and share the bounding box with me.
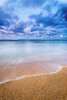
[0,40,67,84]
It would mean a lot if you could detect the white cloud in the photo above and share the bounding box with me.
[0,0,8,6]
[60,35,63,38]
[59,0,67,4]
[24,25,33,33]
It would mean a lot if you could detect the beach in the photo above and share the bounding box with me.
[0,0,67,98]
[0,66,67,100]
[0,41,67,100]
[0,60,62,84]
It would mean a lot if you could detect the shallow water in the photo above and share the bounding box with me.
[0,40,67,84]
[0,40,67,65]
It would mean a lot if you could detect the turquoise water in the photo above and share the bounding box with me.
[0,40,67,66]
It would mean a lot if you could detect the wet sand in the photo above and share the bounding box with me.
[0,67,67,100]
[0,60,60,83]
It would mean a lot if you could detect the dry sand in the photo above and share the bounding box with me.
[0,67,67,100]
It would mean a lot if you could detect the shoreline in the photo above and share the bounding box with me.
[0,65,63,85]
[0,66,67,100]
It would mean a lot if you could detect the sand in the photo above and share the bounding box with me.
[0,67,67,100]
[0,61,59,82]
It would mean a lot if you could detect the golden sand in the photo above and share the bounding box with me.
[0,61,57,82]
[0,67,67,100]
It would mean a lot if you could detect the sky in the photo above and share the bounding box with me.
[0,0,67,40]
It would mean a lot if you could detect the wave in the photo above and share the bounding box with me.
[0,65,63,85]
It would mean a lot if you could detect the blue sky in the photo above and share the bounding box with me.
[0,0,67,39]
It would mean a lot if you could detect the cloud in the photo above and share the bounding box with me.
[59,0,67,4]
[20,0,46,7]
[0,7,18,27]
[0,0,8,6]
[61,5,67,21]
[9,22,26,33]
[0,0,67,39]
[0,7,11,26]
[29,13,59,27]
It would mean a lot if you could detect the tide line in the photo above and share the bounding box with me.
[0,65,63,85]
